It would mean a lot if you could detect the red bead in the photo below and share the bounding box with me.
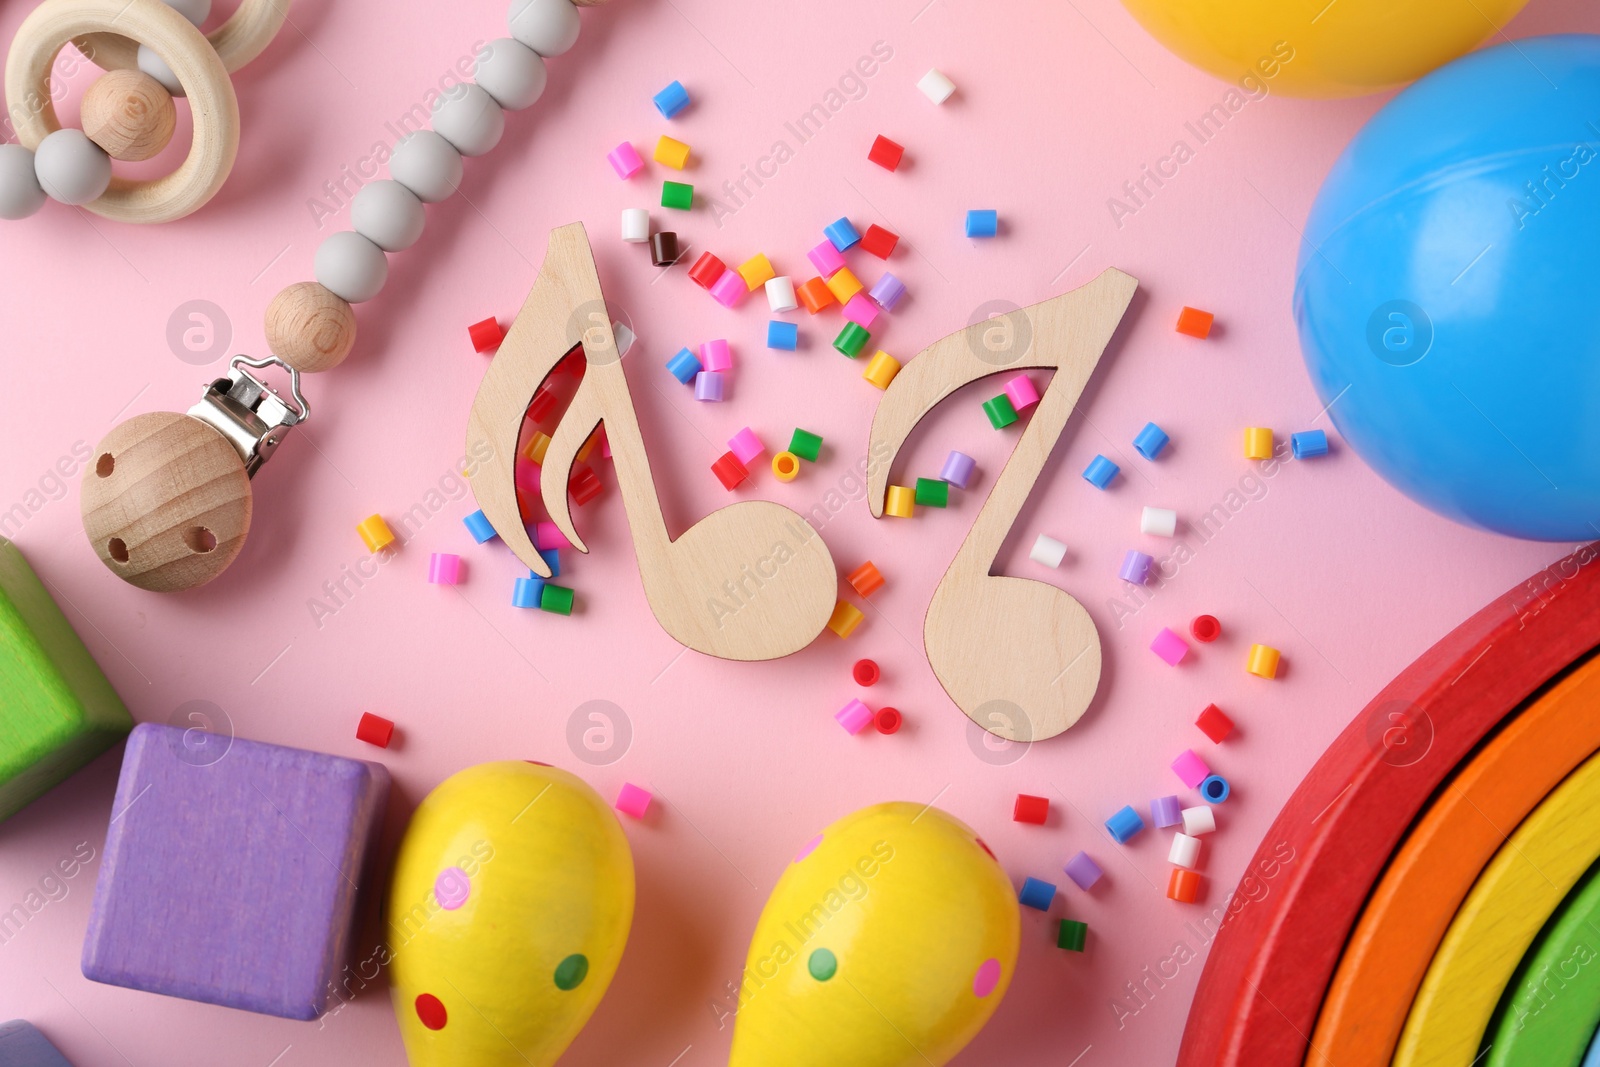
[568,465,603,506]
[468,317,503,353]
[874,707,902,734]
[559,348,586,378]
[1196,703,1234,743]
[1167,867,1202,903]
[852,659,880,686]
[859,224,899,260]
[688,252,726,290]
[711,451,748,490]
[356,712,394,748]
[1013,794,1049,824]
[1191,614,1222,642]
[527,384,559,425]
[517,491,536,524]
[867,135,904,171]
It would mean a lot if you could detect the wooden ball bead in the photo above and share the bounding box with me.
[265,282,358,373]
[81,70,176,162]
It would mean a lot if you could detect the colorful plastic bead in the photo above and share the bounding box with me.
[711,452,748,490]
[688,251,725,289]
[1004,375,1039,410]
[1175,306,1214,338]
[661,180,693,210]
[847,561,884,597]
[621,206,649,242]
[1247,643,1282,679]
[827,600,864,638]
[653,79,690,119]
[355,712,394,748]
[1141,506,1178,537]
[737,254,775,290]
[533,521,571,550]
[868,135,903,171]
[700,338,732,372]
[1191,614,1221,642]
[1105,805,1145,844]
[522,430,552,465]
[1018,876,1056,911]
[1064,851,1103,891]
[772,451,800,482]
[767,320,798,351]
[867,271,905,310]
[1083,454,1119,489]
[606,141,643,179]
[1196,703,1233,743]
[789,428,823,462]
[666,347,702,384]
[539,583,575,615]
[824,217,861,252]
[1169,833,1201,870]
[428,552,462,585]
[468,317,503,353]
[1013,794,1049,825]
[540,547,560,577]
[1150,627,1189,666]
[357,514,395,552]
[1057,919,1088,952]
[807,240,846,277]
[463,509,498,543]
[797,277,836,313]
[852,658,880,686]
[709,270,745,307]
[649,230,680,267]
[1200,774,1231,804]
[863,350,900,389]
[512,574,544,608]
[983,394,1019,429]
[569,466,602,505]
[965,209,998,238]
[1030,534,1067,568]
[874,707,902,734]
[528,382,559,423]
[1244,427,1274,460]
[516,461,542,497]
[765,276,798,312]
[614,782,652,819]
[1292,429,1329,459]
[1151,795,1182,828]
[694,371,724,402]
[941,451,976,488]
[1119,549,1153,584]
[918,68,956,104]
[884,486,915,518]
[833,322,870,358]
[1182,805,1216,836]
[860,224,899,260]
[825,268,864,305]
[912,478,949,508]
[1171,749,1211,789]
[1167,868,1202,903]
[653,134,690,170]
[728,427,764,466]
[842,293,880,329]
[1133,421,1170,460]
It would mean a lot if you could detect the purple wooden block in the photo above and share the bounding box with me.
[82,723,388,1020]
[0,1021,74,1066]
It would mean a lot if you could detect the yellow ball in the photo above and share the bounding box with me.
[1119,0,1529,98]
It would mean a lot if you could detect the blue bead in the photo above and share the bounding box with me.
[1082,454,1120,489]
[463,509,498,544]
[652,80,690,119]
[665,347,702,384]
[1291,429,1329,459]
[823,217,861,252]
[0,1021,73,1067]
[1105,804,1145,844]
[767,321,798,351]
[1200,774,1231,804]
[539,547,560,578]
[965,209,998,238]
[1018,876,1056,911]
[511,575,545,609]
[1133,421,1170,460]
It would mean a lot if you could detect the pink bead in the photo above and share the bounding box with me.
[710,271,746,308]
[534,521,571,550]
[1004,374,1040,410]
[428,552,461,585]
[601,433,611,460]
[515,462,541,494]
[700,338,732,372]
[606,142,643,179]
[614,782,652,818]
[1150,627,1189,666]
[807,241,846,277]
[728,427,765,466]
[835,698,874,735]
[1171,748,1211,789]
[842,293,880,329]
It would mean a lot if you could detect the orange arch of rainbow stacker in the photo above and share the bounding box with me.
[1176,543,1600,1067]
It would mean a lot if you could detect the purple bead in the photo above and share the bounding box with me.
[1119,549,1153,584]
[1063,850,1103,891]
[869,271,906,310]
[941,450,976,489]
[1151,795,1183,828]
[694,370,725,401]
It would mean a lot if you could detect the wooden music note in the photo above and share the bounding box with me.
[466,223,838,660]
[867,269,1138,742]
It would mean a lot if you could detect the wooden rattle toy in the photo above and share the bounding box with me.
[1,0,286,223]
[729,802,1019,1066]
[387,761,633,1067]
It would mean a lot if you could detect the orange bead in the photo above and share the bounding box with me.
[1167,867,1202,903]
[847,561,884,598]
[827,600,864,638]
[1176,306,1214,339]
[797,277,836,314]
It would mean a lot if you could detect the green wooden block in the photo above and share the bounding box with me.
[1057,918,1088,952]
[0,539,132,823]
[661,181,694,211]
[914,478,949,508]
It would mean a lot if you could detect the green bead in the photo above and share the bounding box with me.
[983,394,1019,429]
[553,953,589,990]
[833,322,870,358]
[807,947,837,981]
[914,477,949,508]
[1057,919,1088,952]
[789,428,823,462]
[661,181,694,210]
[540,583,575,615]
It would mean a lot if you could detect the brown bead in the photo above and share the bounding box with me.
[264,282,358,373]
[80,70,176,162]
[650,231,679,268]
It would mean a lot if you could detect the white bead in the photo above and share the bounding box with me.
[1141,506,1178,537]
[611,320,635,358]
[918,68,956,105]
[474,38,547,110]
[163,0,211,26]
[351,180,425,252]
[620,208,648,243]
[33,129,111,206]
[508,0,580,57]
[0,144,46,219]
[765,276,797,313]
[1029,533,1067,569]
[315,231,388,304]
[137,44,184,97]
[389,131,463,203]
[431,85,505,157]
[1168,833,1202,869]
[1181,806,1216,837]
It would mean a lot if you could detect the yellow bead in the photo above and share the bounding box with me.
[863,350,900,390]
[653,135,691,170]
[827,600,864,638]
[825,268,864,305]
[357,514,395,552]
[737,254,775,290]
[771,451,801,482]
[885,485,916,518]
[523,431,552,464]
[577,429,600,463]
[1244,427,1274,460]
[1247,643,1281,679]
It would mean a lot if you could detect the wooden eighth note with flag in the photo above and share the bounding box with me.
[867,269,1138,742]
[466,223,838,660]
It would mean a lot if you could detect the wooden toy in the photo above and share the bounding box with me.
[387,761,633,1067]
[81,723,389,1019]
[1312,652,1600,1064]
[0,538,131,823]
[466,223,838,660]
[866,270,1137,741]
[0,1020,73,1066]
[728,802,1018,1066]
[3,0,285,223]
[1176,543,1600,1067]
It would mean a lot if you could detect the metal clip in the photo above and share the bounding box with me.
[187,355,310,478]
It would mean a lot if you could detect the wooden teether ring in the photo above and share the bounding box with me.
[6,0,239,224]
[72,0,288,75]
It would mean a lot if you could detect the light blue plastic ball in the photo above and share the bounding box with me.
[1296,35,1600,541]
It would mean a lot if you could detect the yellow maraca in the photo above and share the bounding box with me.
[386,761,633,1066]
[730,802,1019,1066]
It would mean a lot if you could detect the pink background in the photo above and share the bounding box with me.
[2,0,1595,1063]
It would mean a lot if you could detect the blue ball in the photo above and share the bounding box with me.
[1296,35,1600,541]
